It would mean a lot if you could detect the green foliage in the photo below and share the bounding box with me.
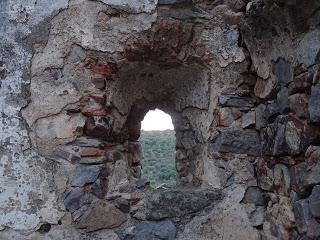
[139,130,176,187]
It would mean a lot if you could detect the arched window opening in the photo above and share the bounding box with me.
[139,109,177,188]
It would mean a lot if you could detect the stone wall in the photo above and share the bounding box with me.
[0,0,319,239]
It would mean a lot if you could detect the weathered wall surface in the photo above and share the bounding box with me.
[0,0,319,239]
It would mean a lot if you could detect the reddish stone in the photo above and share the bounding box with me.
[79,147,105,157]
[83,58,118,80]
[84,116,112,139]
[289,93,310,119]
[128,142,143,165]
[80,95,106,117]
[91,76,106,90]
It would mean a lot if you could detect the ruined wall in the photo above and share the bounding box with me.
[0,0,319,239]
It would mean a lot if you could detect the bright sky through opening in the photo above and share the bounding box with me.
[141,109,174,131]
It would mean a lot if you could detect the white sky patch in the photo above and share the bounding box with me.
[141,109,174,131]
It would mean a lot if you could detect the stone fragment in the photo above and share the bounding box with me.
[80,147,105,157]
[276,87,289,113]
[72,137,104,148]
[115,197,130,213]
[249,206,265,227]
[261,115,317,156]
[272,58,293,87]
[273,164,290,196]
[213,108,242,127]
[143,189,223,220]
[91,76,106,90]
[309,185,320,218]
[214,5,242,25]
[79,157,106,164]
[90,179,105,199]
[241,111,255,128]
[79,95,106,117]
[211,128,261,156]
[52,147,81,163]
[290,161,320,195]
[288,71,313,95]
[119,178,150,193]
[105,149,124,163]
[76,200,127,232]
[117,220,176,240]
[100,0,157,13]
[289,93,310,119]
[254,77,277,99]
[64,188,92,213]
[256,158,273,191]
[277,197,296,229]
[84,116,112,139]
[308,83,320,123]
[218,91,256,109]
[242,187,266,206]
[71,165,105,187]
[259,102,281,128]
[293,199,320,238]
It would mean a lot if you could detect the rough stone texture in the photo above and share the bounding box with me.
[75,200,127,232]
[1,0,320,239]
[308,83,320,122]
[142,189,223,220]
[118,220,176,240]
[211,128,261,156]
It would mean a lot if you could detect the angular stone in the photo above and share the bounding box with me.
[288,71,313,95]
[119,178,150,193]
[290,161,320,195]
[91,77,106,90]
[105,149,124,163]
[79,95,106,117]
[90,179,105,199]
[84,116,112,139]
[256,158,273,191]
[143,189,223,220]
[273,164,290,196]
[76,200,127,232]
[241,111,255,128]
[213,108,242,127]
[100,0,157,13]
[272,58,293,87]
[289,93,310,119]
[308,83,320,123]
[276,87,289,113]
[293,199,320,238]
[71,165,105,187]
[117,220,176,240]
[261,115,317,156]
[242,187,266,206]
[309,185,320,218]
[79,147,105,157]
[249,206,265,227]
[115,197,130,213]
[211,128,261,156]
[51,147,81,164]
[79,157,106,164]
[254,77,277,99]
[218,91,256,109]
[64,188,92,213]
[277,197,295,229]
[72,137,104,148]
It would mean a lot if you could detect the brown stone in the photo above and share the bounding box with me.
[128,142,143,165]
[91,76,106,90]
[289,93,310,119]
[76,200,127,232]
[79,95,106,117]
[213,108,242,127]
[79,147,105,157]
[254,77,277,99]
[256,158,273,191]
